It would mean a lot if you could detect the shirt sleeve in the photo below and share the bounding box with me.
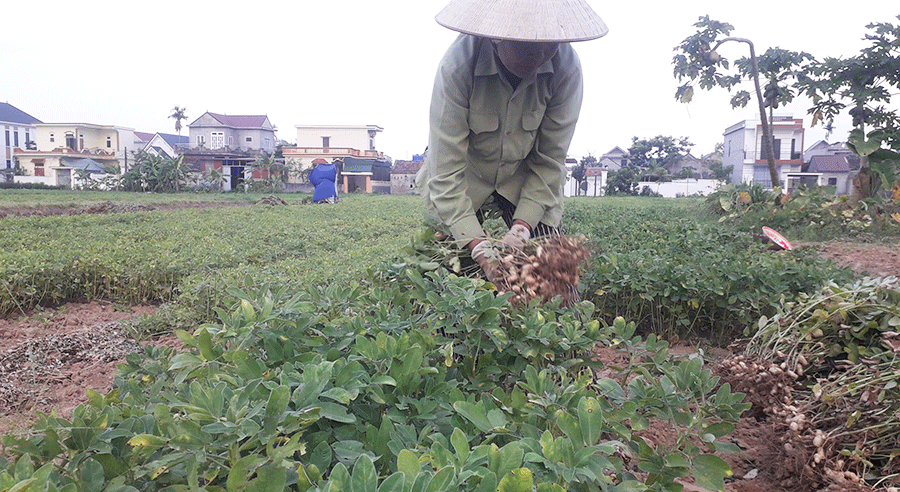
[425,42,485,244]
[513,51,584,229]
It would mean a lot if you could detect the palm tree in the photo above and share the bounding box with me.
[169,106,188,135]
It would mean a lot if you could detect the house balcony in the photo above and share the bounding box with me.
[285,147,383,158]
[742,150,803,165]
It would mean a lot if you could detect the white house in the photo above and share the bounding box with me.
[723,115,805,190]
[1,102,42,179]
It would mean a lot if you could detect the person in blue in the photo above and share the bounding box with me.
[309,159,339,203]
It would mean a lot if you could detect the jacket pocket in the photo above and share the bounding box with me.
[522,110,543,131]
[468,111,500,162]
[469,111,499,134]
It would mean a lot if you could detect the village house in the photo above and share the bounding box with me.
[597,146,628,171]
[136,132,189,160]
[390,159,423,195]
[2,102,42,181]
[723,115,805,190]
[181,112,276,191]
[282,124,387,193]
[14,122,136,188]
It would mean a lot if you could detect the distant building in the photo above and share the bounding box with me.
[723,115,805,189]
[182,112,277,191]
[139,132,190,159]
[282,124,386,193]
[391,160,423,195]
[14,122,134,187]
[1,102,42,179]
[598,146,628,171]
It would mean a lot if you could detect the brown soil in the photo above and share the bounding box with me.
[0,200,897,491]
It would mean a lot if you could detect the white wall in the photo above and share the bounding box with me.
[639,179,722,197]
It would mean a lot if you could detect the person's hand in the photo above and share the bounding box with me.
[471,240,503,283]
[501,221,531,250]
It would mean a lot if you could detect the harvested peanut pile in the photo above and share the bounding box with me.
[494,235,591,306]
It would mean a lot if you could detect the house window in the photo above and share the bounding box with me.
[4,130,8,146]
[322,136,330,148]
[828,177,837,186]
[211,132,224,149]
[772,138,781,160]
[246,137,252,143]
[13,132,18,147]
[106,136,112,148]
[50,133,55,143]
[65,133,76,150]
[228,136,234,147]
[197,135,205,146]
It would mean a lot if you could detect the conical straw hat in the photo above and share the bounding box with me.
[435,0,608,42]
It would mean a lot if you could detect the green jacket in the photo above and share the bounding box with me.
[417,34,584,244]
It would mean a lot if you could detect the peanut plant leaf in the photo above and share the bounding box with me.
[397,449,420,485]
[453,401,492,433]
[263,384,290,437]
[378,472,406,492]
[497,468,533,492]
[351,455,377,492]
[424,466,454,492]
[577,397,604,446]
[450,428,469,464]
[472,471,497,492]
[693,454,733,491]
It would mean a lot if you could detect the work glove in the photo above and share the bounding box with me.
[471,240,503,283]
[501,222,531,250]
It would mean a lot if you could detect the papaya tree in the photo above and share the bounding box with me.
[673,16,812,189]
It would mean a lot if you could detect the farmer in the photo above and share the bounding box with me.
[309,159,338,204]
[416,0,608,281]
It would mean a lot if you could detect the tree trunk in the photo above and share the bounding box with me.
[748,42,780,188]
[716,37,781,188]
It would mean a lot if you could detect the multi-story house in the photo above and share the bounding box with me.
[14,122,135,187]
[282,124,387,193]
[723,115,805,189]
[1,102,42,180]
[182,112,277,191]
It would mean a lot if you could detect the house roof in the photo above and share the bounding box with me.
[134,131,155,142]
[391,160,423,174]
[343,156,392,173]
[157,133,189,147]
[809,155,851,173]
[66,158,105,172]
[205,112,269,128]
[0,102,42,125]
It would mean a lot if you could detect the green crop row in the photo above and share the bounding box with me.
[2,193,855,341]
[0,194,423,319]
[562,198,855,342]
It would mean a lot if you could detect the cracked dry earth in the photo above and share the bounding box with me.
[0,241,898,491]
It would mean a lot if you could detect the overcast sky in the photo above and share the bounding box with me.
[3,1,897,161]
